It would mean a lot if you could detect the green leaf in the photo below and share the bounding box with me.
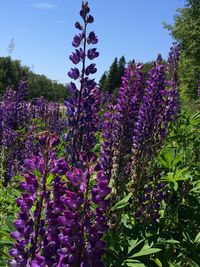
[171,154,183,168]
[0,240,13,245]
[129,248,161,258]
[124,259,147,267]
[169,262,181,267]
[154,258,162,267]
[110,193,132,211]
[128,239,144,255]
[33,169,41,178]
[46,173,54,186]
[172,181,178,191]
[164,239,180,244]
[194,232,200,243]
[164,150,174,169]
[6,217,15,232]
[158,156,169,169]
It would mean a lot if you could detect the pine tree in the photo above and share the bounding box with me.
[106,57,118,94]
[99,71,108,91]
[117,56,126,87]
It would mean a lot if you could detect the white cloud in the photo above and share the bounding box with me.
[33,2,55,9]
[17,29,29,33]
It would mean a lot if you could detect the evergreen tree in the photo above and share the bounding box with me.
[106,57,118,93]
[99,71,108,91]
[117,56,126,87]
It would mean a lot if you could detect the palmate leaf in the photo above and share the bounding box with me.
[158,150,173,169]
[190,181,200,194]
[189,112,200,126]
[158,149,184,170]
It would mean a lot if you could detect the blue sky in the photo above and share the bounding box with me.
[0,0,185,84]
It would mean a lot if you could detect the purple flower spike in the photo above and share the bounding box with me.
[65,1,100,165]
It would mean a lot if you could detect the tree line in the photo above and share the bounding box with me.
[98,56,154,96]
[0,57,68,102]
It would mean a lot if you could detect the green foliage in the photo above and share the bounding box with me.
[110,193,132,212]
[0,180,20,266]
[99,71,108,91]
[165,0,200,103]
[105,57,119,94]
[104,110,200,267]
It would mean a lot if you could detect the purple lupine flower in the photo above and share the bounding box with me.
[111,63,144,193]
[72,34,83,47]
[10,137,110,266]
[87,14,94,23]
[85,63,97,75]
[87,48,99,60]
[47,102,64,134]
[87,31,98,44]
[75,21,83,30]
[68,67,80,80]
[132,56,166,159]
[69,49,82,64]
[136,175,167,225]
[80,1,90,18]
[165,42,180,119]
[167,42,180,86]
[130,53,179,211]
[9,135,60,266]
[101,104,115,179]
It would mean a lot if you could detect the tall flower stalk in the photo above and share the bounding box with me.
[65,1,100,165]
[111,63,144,195]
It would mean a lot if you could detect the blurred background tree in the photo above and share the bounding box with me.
[0,56,68,102]
[164,0,200,104]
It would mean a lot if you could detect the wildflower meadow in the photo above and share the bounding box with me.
[0,1,200,266]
